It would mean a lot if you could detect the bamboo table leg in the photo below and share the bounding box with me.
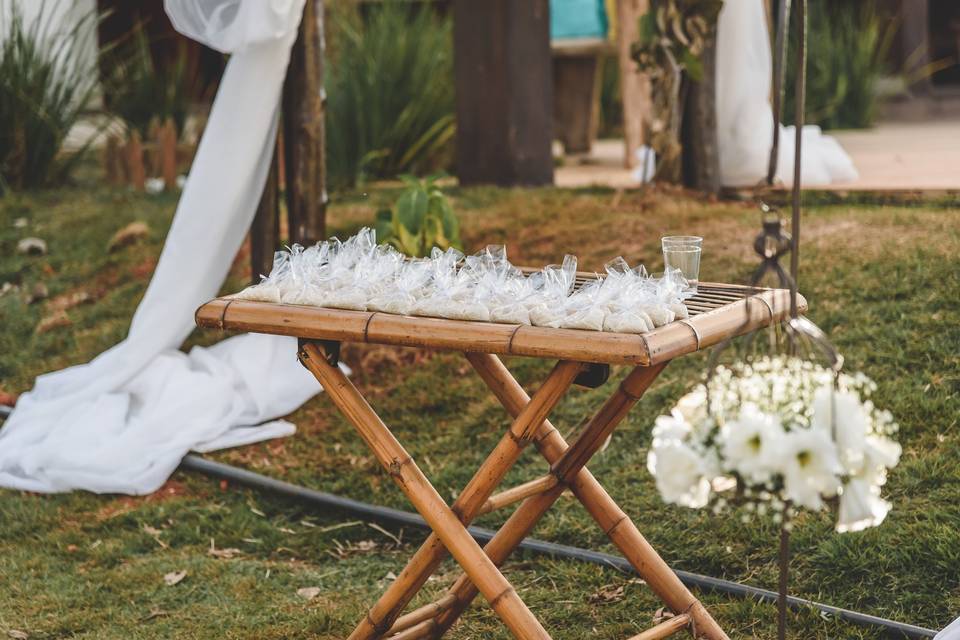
[429,362,666,636]
[299,343,552,640]
[348,360,584,639]
[463,353,729,640]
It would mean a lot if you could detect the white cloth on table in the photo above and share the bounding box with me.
[715,0,859,187]
[0,0,320,495]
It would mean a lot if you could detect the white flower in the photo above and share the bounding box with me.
[855,435,902,485]
[720,405,785,484]
[674,389,707,424]
[782,428,842,510]
[812,387,868,468]
[651,411,691,443]
[648,442,711,508]
[836,477,891,533]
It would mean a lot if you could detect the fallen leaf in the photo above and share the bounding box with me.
[296,587,321,600]
[35,310,71,334]
[589,583,626,604]
[107,221,151,252]
[0,389,18,407]
[48,290,93,312]
[8,630,29,639]
[66,544,79,553]
[163,570,187,586]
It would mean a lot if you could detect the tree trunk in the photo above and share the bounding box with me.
[453,0,553,186]
[681,34,720,194]
[283,0,327,245]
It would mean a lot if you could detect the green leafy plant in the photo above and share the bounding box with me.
[375,175,460,257]
[0,1,100,190]
[101,25,201,139]
[630,0,724,182]
[325,2,455,189]
[784,1,895,130]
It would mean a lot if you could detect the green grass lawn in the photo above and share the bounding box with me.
[1,180,959,639]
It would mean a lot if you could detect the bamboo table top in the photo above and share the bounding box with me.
[196,282,805,366]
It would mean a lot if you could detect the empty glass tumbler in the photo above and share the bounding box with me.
[661,236,702,293]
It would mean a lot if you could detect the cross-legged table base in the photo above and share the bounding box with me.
[298,342,729,640]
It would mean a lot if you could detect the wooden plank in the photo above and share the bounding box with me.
[283,0,327,244]
[453,0,553,186]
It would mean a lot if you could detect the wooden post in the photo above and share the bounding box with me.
[283,0,327,245]
[158,118,178,191]
[681,33,721,194]
[104,136,123,186]
[453,0,553,186]
[616,0,651,169]
[250,145,281,284]
[125,131,146,191]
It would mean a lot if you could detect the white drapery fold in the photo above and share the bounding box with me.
[0,0,318,495]
[716,0,858,187]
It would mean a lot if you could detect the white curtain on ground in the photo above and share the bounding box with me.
[0,0,322,495]
[938,618,960,640]
[716,0,858,187]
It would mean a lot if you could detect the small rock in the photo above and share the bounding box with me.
[26,282,48,304]
[35,310,71,334]
[13,217,28,228]
[296,587,321,601]
[108,221,150,252]
[17,237,46,256]
[0,282,19,298]
[163,570,187,586]
[145,177,165,195]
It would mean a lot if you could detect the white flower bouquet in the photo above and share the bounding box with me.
[647,356,901,532]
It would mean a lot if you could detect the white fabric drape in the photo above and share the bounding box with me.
[716,0,858,187]
[0,0,319,495]
[937,618,960,640]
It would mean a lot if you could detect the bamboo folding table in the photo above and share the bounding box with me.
[196,280,805,640]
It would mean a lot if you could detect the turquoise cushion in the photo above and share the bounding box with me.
[550,0,608,40]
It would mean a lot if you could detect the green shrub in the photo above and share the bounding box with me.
[375,174,460,257]
[0,2,100,190]
[325,2,455,188]
[784,0,895,130]
[101,26,199,138]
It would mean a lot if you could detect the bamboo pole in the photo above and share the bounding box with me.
[431,363,666,635]
[298,342,552,640]
[250,143,281,284]
[457,354,730,640]
[348,360,582,639]
[479,475,559,515]
[625,613,691,640]
[385,594,457,636]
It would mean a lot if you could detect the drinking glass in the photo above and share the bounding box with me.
[661,236,702,293]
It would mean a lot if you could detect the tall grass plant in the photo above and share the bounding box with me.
[325,2,455,188]
[0,1,100,190]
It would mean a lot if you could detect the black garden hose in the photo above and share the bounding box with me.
[0,404,937,638]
